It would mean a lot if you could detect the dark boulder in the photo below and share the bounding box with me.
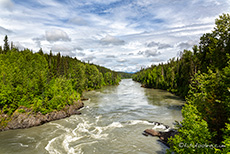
[144,129,161,136]
[143,128,178,147]
[81,98,89,101]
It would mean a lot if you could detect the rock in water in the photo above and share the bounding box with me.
[144,129,161,136]
[143,124,178,147]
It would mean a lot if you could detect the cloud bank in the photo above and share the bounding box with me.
[0,0,229,72]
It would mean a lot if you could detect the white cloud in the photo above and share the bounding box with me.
[177,40,197,50]
[0,26,12,34]
[45,29,71,42]
[149,58,164,62]
[51,44,73,52]
[0,0,230,72]
[14,41,25,50]
[100,35,125,46]
[76,52,85,56]
[106,55,116,58]
[146,41,172,49]
[68,17,88,26]
[82,55,96,62]
[144,49,161,57]
[117,58,127,63]
[0,0,14,10]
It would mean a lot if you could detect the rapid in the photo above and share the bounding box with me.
[0,79,184,154]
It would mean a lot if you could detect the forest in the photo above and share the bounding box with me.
[132,14,230,153]
[0,37,122,126]
[0,12,229,154]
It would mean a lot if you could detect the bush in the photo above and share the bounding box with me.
[167,103,214,154]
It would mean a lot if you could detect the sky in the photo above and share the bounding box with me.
[0,0,230,72]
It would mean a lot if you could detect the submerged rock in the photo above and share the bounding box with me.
[0,100,84,131]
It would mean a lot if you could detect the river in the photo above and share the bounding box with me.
[0,79,184,154]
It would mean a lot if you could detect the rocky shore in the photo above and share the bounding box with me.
[0,100,84,131]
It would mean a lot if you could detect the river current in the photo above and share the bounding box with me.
[0,79,184,154]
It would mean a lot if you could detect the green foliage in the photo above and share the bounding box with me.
[132,50,194,98]
[187,69,229,144]
[168,57,230,153]
[0,35,121,118]
[0,50,48,110]
[18,108,26,113]
[133,14,230,99]
[167,103,213,154]
[85,64,102,89]
[117,72,133,79]
[221,123,230,153]
[133,14,230,152]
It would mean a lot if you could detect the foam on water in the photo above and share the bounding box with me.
[35,141,41,149]
[62,135,76,154]
[45,137,59,154]
[126,120,171,131]
[152,124,168,130]
[126,120,156,125]
[73,120,122,139]
[19,143,29,148]
[45,117,172,153]
[0,79,184,154]
[44,115,126,153]
[106,122,123,128]
[95,115,101,124]
[49,123,72,133]
[73,141,98,154]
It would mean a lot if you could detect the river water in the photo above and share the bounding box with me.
[0,79,184,154]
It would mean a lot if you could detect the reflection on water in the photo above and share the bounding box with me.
[0,79,184,154]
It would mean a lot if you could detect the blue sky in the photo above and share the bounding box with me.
[0,0,230,72]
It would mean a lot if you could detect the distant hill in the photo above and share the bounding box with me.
[117,72,133,79]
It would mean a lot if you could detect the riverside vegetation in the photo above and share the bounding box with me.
[132,14,230,153]
[0,37,122,129]
[0,14,229,153]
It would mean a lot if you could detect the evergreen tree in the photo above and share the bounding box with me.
[0,46,2,54]
[3,35,9,53]
[0,35,121,126]
[133,14,230,152]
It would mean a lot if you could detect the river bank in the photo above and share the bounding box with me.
[0,100,84,131]
[0,79,184,154]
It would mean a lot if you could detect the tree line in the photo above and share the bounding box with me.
[0,36,121,120]
[132,14,230,153]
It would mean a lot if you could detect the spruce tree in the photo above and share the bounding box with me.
[3,35,9,53]
[0,46,2,54]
